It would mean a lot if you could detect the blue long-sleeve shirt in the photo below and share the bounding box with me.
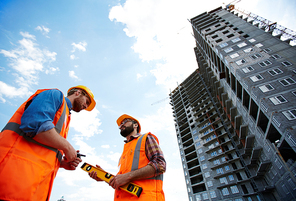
[19,89,72,137]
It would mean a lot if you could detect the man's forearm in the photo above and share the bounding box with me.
[33,128,77,162]
[128,164,156,181]
[33,128,71,151]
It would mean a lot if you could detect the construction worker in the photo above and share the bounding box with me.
[0,85,96,201]
[89,114,166,200]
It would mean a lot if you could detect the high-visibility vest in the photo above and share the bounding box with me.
[0,89,71,201]
[114,133,165,201]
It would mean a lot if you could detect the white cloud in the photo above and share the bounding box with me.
[101,145,110,149]
[68,70,79,80]
[109,0,207,91]
[70,54,76,60]
[35,25,50,38]
[0,81,31,102]
[45,67,59,74]
[139,103,175,134]
[70,108,102,139]
[0,31,57,102]
[71,41,87,52]
[20,31,36,40]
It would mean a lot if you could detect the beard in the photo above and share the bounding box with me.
[72,95,84,112]
[120,124,134,137]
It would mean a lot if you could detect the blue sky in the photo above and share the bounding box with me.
[0,0,295,200]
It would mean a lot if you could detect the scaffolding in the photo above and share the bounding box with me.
[228,6,296,45]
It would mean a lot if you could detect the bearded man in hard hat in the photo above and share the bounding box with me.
[89,114,166,200]
[0,85,96,201]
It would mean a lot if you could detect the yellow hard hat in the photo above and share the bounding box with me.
[117,114,141,133]
[68,85,96,111]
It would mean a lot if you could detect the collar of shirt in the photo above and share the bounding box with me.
[65,97,73,112]
[124,133,141,143]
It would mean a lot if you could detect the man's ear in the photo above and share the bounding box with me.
[133,123,138,129]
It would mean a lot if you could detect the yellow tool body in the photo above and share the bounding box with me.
[81,162,143,197]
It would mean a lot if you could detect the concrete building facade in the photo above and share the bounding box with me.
[169,6,296,201]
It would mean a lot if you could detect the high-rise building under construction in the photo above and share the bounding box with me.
[170,6,296,201]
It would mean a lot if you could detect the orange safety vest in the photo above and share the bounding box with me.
[114,133,165,201]
[0,89,71,201]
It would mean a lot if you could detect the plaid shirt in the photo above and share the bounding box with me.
[125,133,166,176]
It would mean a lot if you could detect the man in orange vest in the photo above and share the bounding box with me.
[0,85,96,201]
[89,114,166,200]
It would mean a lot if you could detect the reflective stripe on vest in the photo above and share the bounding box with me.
[131,134,163,181]
[0,101,67,163]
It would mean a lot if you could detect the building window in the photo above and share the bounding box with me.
[219,42,228,48]
[211,151,217,157]
[269,95,287,105]
[227,34,235,38]
[223,30,230,34]
[210,191,217,198]
[212,35,218,39]
[259,84,274,93]
[230,185,239,194]
[217,168,224,174]
[215,24,221,27]
[236,59,246,65]
[221,157,226,162]
[250,53,262,59]
[196,142,201,147]
[195,194,201,201]
[281,61,292,67]
[271,54,281,59]
[237,42,247,48]
[202,164,207,169]
[242,66,254,73]
[292,91,296,97]
[255,43,263,47]
[263,48,272,53]
[200,156,205,161]
[224,47,233,53]
[279,78,296,86]
[243,47,253,53]
[222,188,229,196]
[232,38,241,43]
[250,74,263,82]
[204,172,210,178]
[258,60,272,67]
[282,109,296,120]
[214,159,220,165]
[220,177,228,184]
[202,193,209,200]
[225,165,230,171]
[207,181,213,187]
[249,38,256,43]
[229,175,234,181]
[230,53,239,58]
[268,68,283,76]
[235,199,243,201]
[209,144,215,149]
[198,148,203,154]
[216,39,223,43]
[206,136,212,142]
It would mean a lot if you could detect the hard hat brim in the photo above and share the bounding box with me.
[68,86,96,111]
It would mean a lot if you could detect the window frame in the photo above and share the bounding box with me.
[268,68,283,76]
[259,84,274,93]
[269,95,287,105]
